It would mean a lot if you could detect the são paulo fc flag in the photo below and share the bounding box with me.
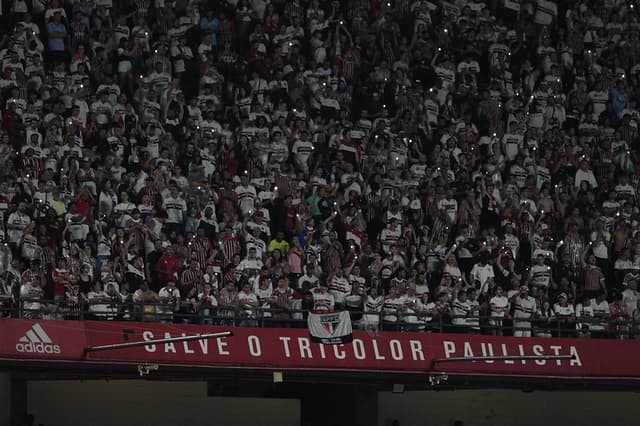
[344,224,365,248]
[307,310,353,344]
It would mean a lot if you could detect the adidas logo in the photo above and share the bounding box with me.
[15,323,61,354]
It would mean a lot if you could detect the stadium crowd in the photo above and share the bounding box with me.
[0,0,640,338]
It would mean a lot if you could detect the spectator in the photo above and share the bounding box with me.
[609,291,631,339]
[197,282,218,325]
[327,267,350,309]
[552,292,576,337]
[133,282,160,322]
[489,286,509,336]
[0,276,15,316]
[382,286,403,330]
[512,285,536,337]
[218,280,239,323]
[361,286,383,331]
[158,280,181,323]
[87,281,119,320]
[238,281,258,326]
[20,276,44,319]
[271,276,293,327]
[622,279,639,319]
[46,11,67,62]
[0,0,638,340]
[534,299,554,338]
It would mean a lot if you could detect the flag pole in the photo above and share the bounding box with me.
[84,331,233,353]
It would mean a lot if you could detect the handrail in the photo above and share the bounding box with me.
[1,298,637,338]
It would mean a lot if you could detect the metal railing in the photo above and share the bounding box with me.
[1,299,638,339]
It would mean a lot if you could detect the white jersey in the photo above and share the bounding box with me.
[465,300,480,329]
[502,133,523,161]
[234,184,257,215]
[162,196,187,223]
[590,299,609,331]
[490,295,510,318]
[20,281,43,314]
[534,0,557,26]
[20,234,40,261]
[437,198,458,223]
[237,258,263,278]
[291,139,314,171]
[328,276,350,304]
[513,295,536,321]
[530,264,552,289]
[622,288,639,317]
[363,295,384,324]
[380,227,402,252]
[504,234,520,259]
[254,284,273,318]
[158,287,181,316]
[312,290,335,311]
[114,201,136,226]
[7,212,31,243]
[238,291,258,315]
[244,235,267,260]
[452,299,475,326]
[575,303,597,331]
[470,263,495,294]
[382,296,404,322]
[553,303,574,318]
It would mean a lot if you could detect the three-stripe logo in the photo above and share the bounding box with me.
[15,323,61,354]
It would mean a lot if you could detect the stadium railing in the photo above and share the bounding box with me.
[1,299,637,339]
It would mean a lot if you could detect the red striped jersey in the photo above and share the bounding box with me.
[220,236,241,266]
[284,1,303,20]
[180,267,203,289]
[321,245,342,274]
[192,237,212,269]
[66,257,81,276]
[364,192,382,222]
[583,264,604,291]
[125,218,145,251]
[70,21,87,50]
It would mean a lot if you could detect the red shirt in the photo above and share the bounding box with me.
[75,195,94,223]
[491,244,514,269]
[285,206,296,233]
[52,268,70,297]
[156,253,180,282]
[2,109,18,131]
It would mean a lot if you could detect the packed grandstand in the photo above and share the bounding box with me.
[0,0,639,339]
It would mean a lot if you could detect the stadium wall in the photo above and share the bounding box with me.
[0,373,9,426]
[378,389,640,426]
[27,381,300,426]
[23,380,640,426]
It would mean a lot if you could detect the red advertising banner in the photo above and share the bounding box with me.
[1,319,640,379]
[0,319,87,360]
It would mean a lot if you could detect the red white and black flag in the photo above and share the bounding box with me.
[344,224,366,248]
[307,310,353,345]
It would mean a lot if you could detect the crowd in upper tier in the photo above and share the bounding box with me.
[0,0,640,337]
